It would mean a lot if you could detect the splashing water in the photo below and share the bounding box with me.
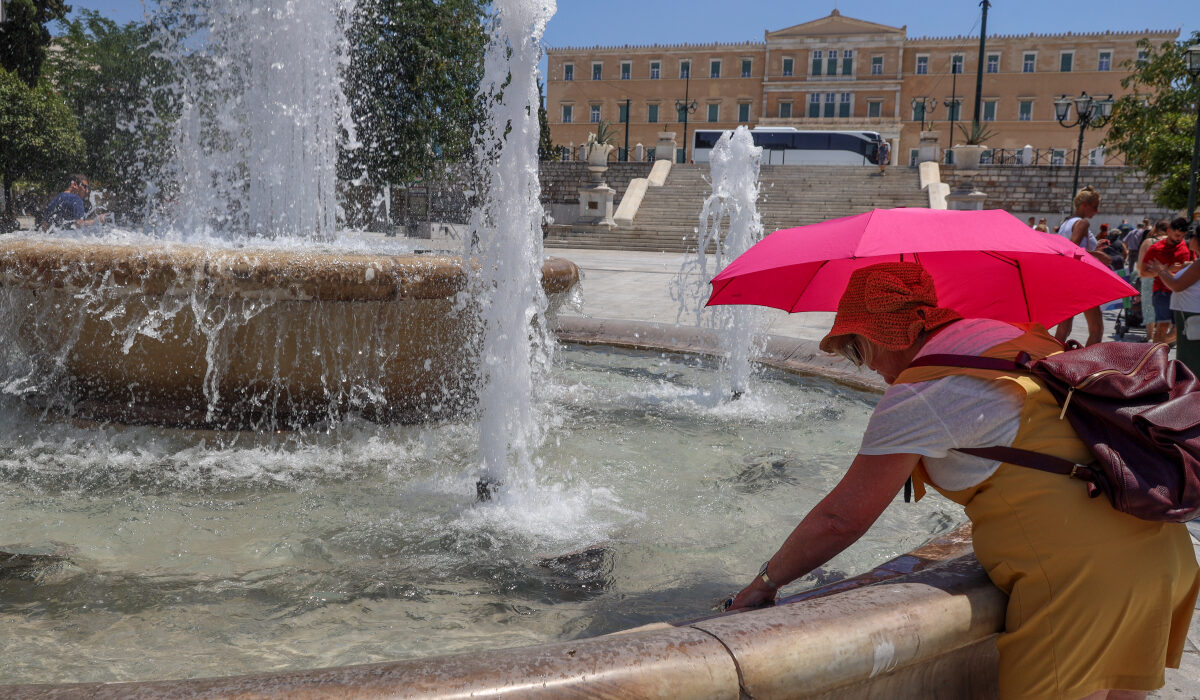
[466,0,558,493]
[151,0,358,240]
[673,127,768,397]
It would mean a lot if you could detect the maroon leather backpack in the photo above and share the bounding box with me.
[910,341,1200,522]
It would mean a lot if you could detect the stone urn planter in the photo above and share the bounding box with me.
[953,144,988,170]
[587,143,615,165]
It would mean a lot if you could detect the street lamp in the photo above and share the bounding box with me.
[674,67,698,164]
[911,96,936,131]
[1185,44,1200,225]
[1054,91,1114,210]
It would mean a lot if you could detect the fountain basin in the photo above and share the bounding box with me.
[0,238,579,428]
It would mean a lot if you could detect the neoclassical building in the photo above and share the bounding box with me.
[545,10,1177,165]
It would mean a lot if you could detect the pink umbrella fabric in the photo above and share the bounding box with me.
[706,208,1137,328]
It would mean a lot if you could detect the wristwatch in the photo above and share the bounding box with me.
[758,560,779,590]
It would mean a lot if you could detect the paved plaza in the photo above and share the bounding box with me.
[552,247,1200,698]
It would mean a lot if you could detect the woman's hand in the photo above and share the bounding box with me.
[726,578,777,612]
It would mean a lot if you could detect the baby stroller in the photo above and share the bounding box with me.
[1113,270,1146,340]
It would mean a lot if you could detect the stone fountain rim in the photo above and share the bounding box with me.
[0,236,580,302]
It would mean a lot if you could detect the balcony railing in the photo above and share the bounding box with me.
[965,147,1128,167]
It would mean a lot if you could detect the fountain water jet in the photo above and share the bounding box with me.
[673,126,768,399]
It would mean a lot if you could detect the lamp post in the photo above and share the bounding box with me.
[1185,44,1200,225]
[675,67,698,164]
[911,96,936,131]
[1054,91,1114,209]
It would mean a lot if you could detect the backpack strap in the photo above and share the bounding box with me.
[907,353,1029,373]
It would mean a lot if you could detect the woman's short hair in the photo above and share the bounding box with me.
[1073,185,1100,210]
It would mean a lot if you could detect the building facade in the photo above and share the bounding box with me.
[546,10,1177,165]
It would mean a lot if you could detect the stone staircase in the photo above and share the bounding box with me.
[545,164,928,252]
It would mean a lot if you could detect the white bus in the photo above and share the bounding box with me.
[692,127,884,166]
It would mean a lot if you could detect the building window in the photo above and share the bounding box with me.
[592,63,602,80]
[563,63,574,81]
[909,149,920,167]
[1137,49,1149,64]
[808,93,820,118]
[946,99,961,122]
[824,92,836,117]
[1098,51,1112,71]
[648,104,659,123]
[1018,100,1033,121]
[618,103,629,123]
[867,100,882,118]
[590,105,601,123]
[912,101,928,122]
[680,61,690,79]
[838,92,851,118]
[811,50,822,75]
[741,59,752,78]
[986,54,999,74]
[620,61,631,80]
[782,57,793,76]
[826,48,838,75]
[738,103,750,122]
[1023,53,1036,73]
[951,54,964,74]
[842,49,853,75]
[650,61,661,79]
[707,103,719,122]
[779,101,793,119]
[871,56,883,75]
[1059,52,1073,72]
[983,100,997,122]
[1051,148,1067,166]
[916,55,929,75]
[710,60,721,79]
[561,105,573,123]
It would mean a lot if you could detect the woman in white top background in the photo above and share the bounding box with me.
[1149,228,1200,373]
[1053,186,1111,345]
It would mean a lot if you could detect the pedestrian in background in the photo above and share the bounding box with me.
[1149,228,1200,372]
[1053,186,1111,346]
[1138,220,1170,343]
[1144,217,1196,346]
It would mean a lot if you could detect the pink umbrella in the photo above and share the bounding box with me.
[706,208,1136,328]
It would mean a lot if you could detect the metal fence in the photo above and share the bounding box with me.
[969,147,1128,167]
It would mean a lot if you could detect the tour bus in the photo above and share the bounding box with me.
[692,127,884,166]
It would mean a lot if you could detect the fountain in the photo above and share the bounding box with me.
[0,0,1007,696]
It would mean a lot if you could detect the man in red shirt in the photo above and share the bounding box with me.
[1146,217,1196,344]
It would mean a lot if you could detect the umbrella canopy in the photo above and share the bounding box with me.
[706,208,1137,328]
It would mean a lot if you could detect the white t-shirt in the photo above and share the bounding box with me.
[1056,216,1098,252]
[1169,263,1200,313]
[858,319,1025,491]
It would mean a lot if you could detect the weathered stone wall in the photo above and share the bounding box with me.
[539,162,654,205]
[942,166,1176,222]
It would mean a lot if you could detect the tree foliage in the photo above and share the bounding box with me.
[537,78,556,161]
[343,0,489,185]
[0,68,83,222]
[1104,31,1200,211]
[0,0,71,86]
[48,11,178,216]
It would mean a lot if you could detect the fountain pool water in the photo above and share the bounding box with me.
[0,345,964,684]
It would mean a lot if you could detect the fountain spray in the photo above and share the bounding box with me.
[672,127,767,399]
[467,0,557,499]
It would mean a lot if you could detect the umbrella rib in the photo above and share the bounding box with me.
[790,260,827,312]
[1015,259,1033,322]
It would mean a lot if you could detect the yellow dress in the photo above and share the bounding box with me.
[896,326,1199,700]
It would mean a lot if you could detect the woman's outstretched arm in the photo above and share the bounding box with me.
[728,451,921,611]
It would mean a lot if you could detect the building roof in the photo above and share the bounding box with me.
[766,10,905,39]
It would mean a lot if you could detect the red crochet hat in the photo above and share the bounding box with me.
[819,262,963,354]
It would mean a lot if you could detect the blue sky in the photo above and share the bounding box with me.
[63,0,1192,46]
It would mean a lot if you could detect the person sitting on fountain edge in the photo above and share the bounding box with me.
[40,175,108,231]
[725,262,1198,700]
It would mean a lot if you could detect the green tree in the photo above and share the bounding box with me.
[343,0,489,185]
[0,0,71,86]
[537,78,556,161]
[48,11,178,216]
[1105,31,1200,211]
[0,68,84,224]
